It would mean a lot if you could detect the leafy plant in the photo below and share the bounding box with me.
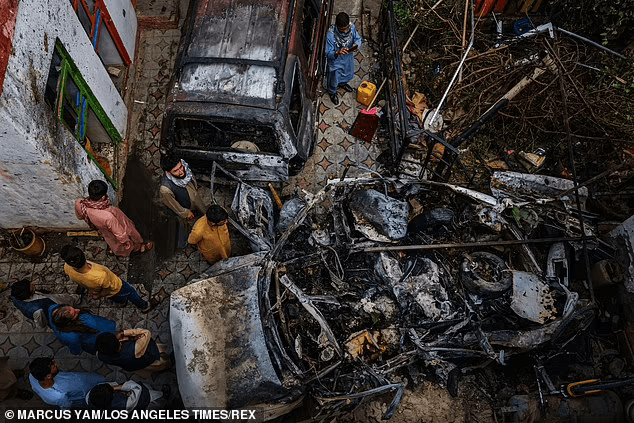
[548,0,634,46]
[393,1,414,26]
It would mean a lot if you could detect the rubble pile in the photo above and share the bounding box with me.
[233,168,633,421]
[172,1,634,420]
[384,0,634,199]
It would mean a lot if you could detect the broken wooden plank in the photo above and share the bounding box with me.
[66,231,100,237]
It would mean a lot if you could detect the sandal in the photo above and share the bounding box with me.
[139,242,154,253]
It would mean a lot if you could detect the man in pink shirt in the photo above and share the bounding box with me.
[75,180,153,257]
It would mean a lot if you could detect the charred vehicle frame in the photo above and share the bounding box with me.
[170,164,617,420]
[161,0,333,181]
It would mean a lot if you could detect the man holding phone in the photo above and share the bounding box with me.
[325,12,362,106]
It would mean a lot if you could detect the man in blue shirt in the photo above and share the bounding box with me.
[325,12,362,106]
[49,305,117,355]
[10,279,80,328]
[29,357,105,409]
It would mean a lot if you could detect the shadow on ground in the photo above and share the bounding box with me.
[119,151,178,289]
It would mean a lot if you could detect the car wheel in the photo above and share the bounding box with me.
[460,252,512,298]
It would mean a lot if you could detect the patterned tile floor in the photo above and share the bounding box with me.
[0,241,177,405]
[284,17,384,196]
[0,1,383,411]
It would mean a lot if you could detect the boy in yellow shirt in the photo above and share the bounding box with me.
[187,205,231,265]
[60,245,158,313]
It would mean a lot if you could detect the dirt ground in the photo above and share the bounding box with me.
[343,381,495,423]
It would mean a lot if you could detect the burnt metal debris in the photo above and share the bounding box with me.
[170,163,633,420]
[170,0,634,420]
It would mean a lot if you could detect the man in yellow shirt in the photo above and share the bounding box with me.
[187,205,231,265]
[60,245,157,313]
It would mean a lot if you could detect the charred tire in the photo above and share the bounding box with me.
[460,252,512,298]
[550,305,597,349]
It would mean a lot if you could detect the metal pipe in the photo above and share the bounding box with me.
[554,46,596,304]
[429,0,474,128]
[556,27,627,60]
[315,383,404,401]
[360,236,595,253]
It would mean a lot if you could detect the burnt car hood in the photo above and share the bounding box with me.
[169,253,293,409]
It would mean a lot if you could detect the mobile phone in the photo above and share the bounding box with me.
[348,44,358,52]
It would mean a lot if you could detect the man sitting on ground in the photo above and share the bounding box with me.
[29,357,105,409]
[87,381,166,411]
[95,329,170,373]
[188,205,231,265]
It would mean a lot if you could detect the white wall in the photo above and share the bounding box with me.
[6,0,128,134]
[0,0,133,229]
[104,0,137,62]
[0,110,99,229]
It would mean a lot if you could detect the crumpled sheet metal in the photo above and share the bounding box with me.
[348,189,409,242]
[470,320,562,350]
[546,242,569,286]
[491,171,588,209]
[279,274,343,357]
[170,254,282,409]
[510,271,557,324]
[231,182,275,249]
[358,295,398,321]
[608,214,634,293]
[475,205,506,232]
[375,253,455,321]
[277,197,306,234]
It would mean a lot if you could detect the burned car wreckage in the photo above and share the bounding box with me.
[170,163,628,420]
[166,0,634,419]
[161,0,332,182]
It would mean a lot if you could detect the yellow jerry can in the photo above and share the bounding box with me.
[357,81,377,107]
